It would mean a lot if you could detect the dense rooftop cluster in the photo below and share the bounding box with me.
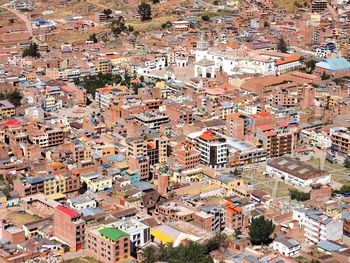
[2,0,350,262]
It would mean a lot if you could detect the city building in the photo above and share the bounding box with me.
[266,157,331,187]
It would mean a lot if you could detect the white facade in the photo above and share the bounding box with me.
[275,60,302,73]
[107,218,150,252]
[195,39,275,77]
[303,211,343,243]
[67,196,97,210]
[273,238,301,257]
[266,164,331,188]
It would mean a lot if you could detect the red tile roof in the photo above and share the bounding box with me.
[264,131,277,137]
[276,121,289,127]
[57,205,80,218]
[258,124,274,131]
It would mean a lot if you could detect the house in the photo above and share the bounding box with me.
[272,237,301,257]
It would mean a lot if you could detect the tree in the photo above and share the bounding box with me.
[213,0,219,5]
[201,15,210,22]
[249,216,275,245]
[153,0,160,3]
[321,71,330,80]
[305,59,316,73]
[289,188,310,201]
[88,33,98,43]
[161,21,172,29]
[340,184,350,194]
[277,37,288,53]
[8,88,23,107]
[264,20,270,28]
[22,43,41,58]
[9,18,15,23]
[110,16,127,37]
[103,8,113,18]
[138,2,152,21]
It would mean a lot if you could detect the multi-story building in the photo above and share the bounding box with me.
[199,205,226,232]
[86,226,131,263]
[133,112,170,130]
[104,218,151,254]
[224,200,243,230]
[166,104,193,124]
[188,130,228,169]
[266,157,331,188]
[80,172,113,193]
[272,237,301,257]
[301,210,343,243]
[0,100,15,117]
[29,127,64,148]
[331,129,350,156]
[311,0,328,12]
[54,205,86,250]
[154,201,194,223]
[14,173,80,197]
[126,134,167,165]
[172,146,200,170]
[95,58,112,74]
[127,156,150,181]
[256,122,293,157]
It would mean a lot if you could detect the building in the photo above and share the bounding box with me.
[80,173,113,193]
[272,237,301,257]
[315,57,350,78]
[198,205,226,232]
[256,122,293,158]
[188,130,228,169]
[266,157,331,188]
[172,146,200,170]
[103,218,150,254]
[0,100,15,117]
[95,58,112,74]
[86,226,131,263]
[54,205,85,251]
[134,112,170,130]
[126,134,167,165]
[224,200,243,230]
[302,210,343,243]
[311,0,328,12]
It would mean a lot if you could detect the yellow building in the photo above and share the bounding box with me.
[0,100,15,117]
[44,175,66,195]
[81,173,113,193]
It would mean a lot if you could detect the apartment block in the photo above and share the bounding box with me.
[54,205,86,250]
[86,226,131,263]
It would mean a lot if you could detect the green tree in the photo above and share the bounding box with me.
[103,8,113,18]
[161,21,172,29]
[213,0,219,5]
[22,43,41,58]
[88,33,98,43]
[138,2,152,21]
[110,16,127,37]
[321,71,330,80]
[340,184,350,193]
[305,59,316,73]
[277,37,288,53]
[249,216,275,245]
[9,18,15,23]
[202,15,210,22]
[7,88,23,107]
[289,189,310,201]
[153,0,160,3]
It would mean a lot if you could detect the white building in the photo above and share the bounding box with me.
[302,211,343,243]
[67,195,97,210]
[273,237,301,257]
[194,38,301,78]
[187,130,228,169]
[266,157,331,188]
[106,217,151,253]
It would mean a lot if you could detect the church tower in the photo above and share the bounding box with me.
[195,36,209,62]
